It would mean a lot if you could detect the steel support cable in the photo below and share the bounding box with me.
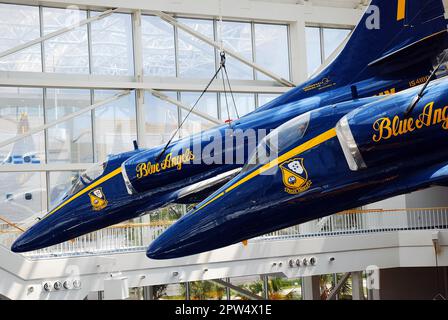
[156,65,223,162]
[156,51,240,161]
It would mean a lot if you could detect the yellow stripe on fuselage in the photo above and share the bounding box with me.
[194,128,337,213]
[397,0,406,21]
[197,192,225,211]
[45,167,123,218]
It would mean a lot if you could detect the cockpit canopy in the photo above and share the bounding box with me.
[242,112,311,174]
[65,162,107,198]
[81,162,106,184]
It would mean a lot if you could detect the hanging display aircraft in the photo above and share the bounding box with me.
[11,0,448,254]
[147,76,448,258]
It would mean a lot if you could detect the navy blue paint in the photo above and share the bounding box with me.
[147,79,448,259]
[11,0,448,253]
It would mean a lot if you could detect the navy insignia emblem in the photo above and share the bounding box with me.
[88,188,108,211]
[280,158,312,194]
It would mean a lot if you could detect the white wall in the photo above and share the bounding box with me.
[406,187,448,208]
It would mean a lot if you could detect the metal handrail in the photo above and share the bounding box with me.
[0,207,447,259]
[0,215,25,232]
[109,221,175,228]
[338,207,448,214]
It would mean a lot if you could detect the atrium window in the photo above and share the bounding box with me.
[46,89,93,163]
[254,23,290,81]
[323,28,351,60]
[0,4,41,72]
[220,93,255,120]
[0,87,45,163]
[142,16,176,77]
[305,26,351,77]
[49,171,80,209]
[42,7,89,74]
[0,172,46,223]
[144,91,179,148]
[90,12,134,76]
[93,90,137,161]
[218,21,254,80]
[179,92,219,136]
[177,18,216,79]
[258,94,281,108]
[305,27,322,77]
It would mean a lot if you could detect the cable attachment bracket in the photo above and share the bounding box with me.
[220,51,226,67]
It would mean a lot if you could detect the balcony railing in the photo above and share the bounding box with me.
[1,207,448,259]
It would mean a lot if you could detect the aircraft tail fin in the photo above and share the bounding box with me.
[258,0,448,111]
[328,0,448,85]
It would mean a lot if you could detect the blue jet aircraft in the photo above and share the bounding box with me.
[12,0,448,253]
[147,76,448,258]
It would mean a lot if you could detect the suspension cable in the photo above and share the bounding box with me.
[218,0,224,52]
[156,65,223,162]
[216,1,239,120]
[223,63,240,119]
[220,53,232,122]
[405,49,448,117]
[156,50,239,162]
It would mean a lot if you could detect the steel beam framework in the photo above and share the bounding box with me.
[0,0,361,226]
[212,279,263,300]
[0,8,118,60]
[147,89,221,125]
[154,11,295,87]
[0,90,131,149]
[326,272,351,300]
[0,72,288,93]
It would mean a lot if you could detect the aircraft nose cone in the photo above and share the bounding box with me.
[11,225,47,253]
[146,201,245,259]
[10,210,87,253]
[11,207,80,253]
[10,233,27,253]
[10,217,62,253]
[146,222,190,259]
[146,236,169,259]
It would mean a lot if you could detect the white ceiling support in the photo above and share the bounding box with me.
[0,0,362,25]
[132,9,148,149]
[0,163,91,172]
[0,8,119,60]
[147,89,222,125]
[289,17,309,84]
[154,11,296,87]
[0,72,289,93]
[0,90,131,149]
[1,229,447,299]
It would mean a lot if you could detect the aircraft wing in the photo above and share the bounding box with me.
[174,168,241,204]
[424,163,448,186]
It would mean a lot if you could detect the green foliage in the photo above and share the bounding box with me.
[149,204,186,222]
[152,284,168,299]
[215,285,225,300]
[248,281,263,295]
[319,274,352,300]
[189,281,213,300]
[269,277,282,293]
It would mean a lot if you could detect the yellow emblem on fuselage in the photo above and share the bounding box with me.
[280,158,312,195]
[88,188,108,211]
